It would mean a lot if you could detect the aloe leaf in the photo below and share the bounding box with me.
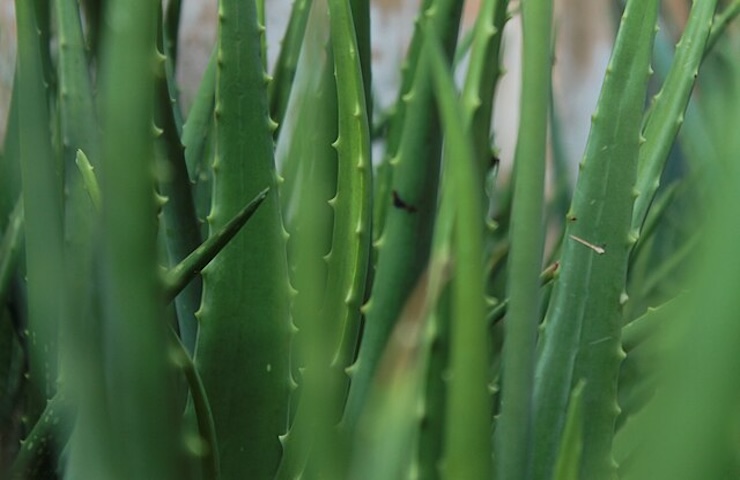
[7,393,71,479]
[54,0,99,166]
[183,48,216,181]
[532,0,659,478]
[461,0,510,176]
[494,0,552,476]
[0,305,24,433]
[256,0,267,71]
[78,0,103,57]
[624,181,687,322]
[23,1,56,101]
[349,0,371,124]
[349,33,459,473]
[640,231,700,298]
[164,0,182,68]
[0,77,21,231]
[413,166,455,479]
[15,0,65,413]
[276,1,336,235]
[343,0,464,430]
[276,0,372,474]
[98,0,182,476]
[611,396,654,474]
[425,25,491,479]
[629,181,678,263]
[624,53,740,478]
[371,0,459,243]
[163,188,269,303]
[348,267,440,480]
[704,0,740,56]
[549,84,573,223]
[484,264,558,329]
[310,0,374,471]
[52,1,116,475]
[182,48,216,240]
[621,295,686,353]
[453,28,475,67]
[74,150,101,211]
[552,381,585,480]
[276,147,335,479]
[169,328,220,480]
[0,199,23,310]
[193,0,292,476]
[325,0,373,407]
[269,0,313,131]
[271,18,340,474]
[68,148,223,478]
[631,0,718,235]
[275,6,338,453]
[61,137,221,477]
[157,6,186,136]
[275,138,334,478]
[155,22,203,355]
[618,310,688,430]
[0,210,23,441]
[416,290,451,480]
[413,1,510,476]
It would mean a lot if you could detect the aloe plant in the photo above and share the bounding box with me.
[1,0,740,479]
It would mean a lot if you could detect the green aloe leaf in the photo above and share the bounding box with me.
[425,24,491,480]
[98,0,182,476]
[270,0,314,132]
[8,394,71,479]
[343,0,464,431]
[704,0,740,56]
[193,0,292,476]
[163,188,270,303]
[632,0,718,234]
[552,381,586,480]
[154,18,203,354]
[15,0,65,415]
[182,48,217,241]
[495,0,552,476]
[52,0,112,476]
[623,41,740,478]
[532,0,659,478]
[0,199,23,310]
[461,0,510,176]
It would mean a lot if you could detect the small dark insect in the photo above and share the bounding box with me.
[490,154,500,169]
[392,190,417,213]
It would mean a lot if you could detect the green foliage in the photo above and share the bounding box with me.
[1,0,739,478]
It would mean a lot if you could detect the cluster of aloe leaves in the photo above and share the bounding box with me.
[1,0,739,478]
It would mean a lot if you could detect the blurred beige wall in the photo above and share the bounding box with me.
[0,0,16,144]
[0,0,627,179]
[552,0,614,182]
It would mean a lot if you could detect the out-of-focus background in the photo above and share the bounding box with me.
[0,0,690,180]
